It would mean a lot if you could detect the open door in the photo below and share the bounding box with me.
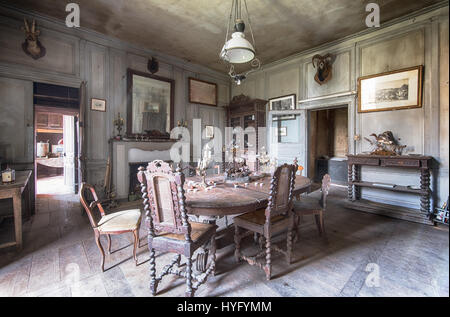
[63,115,77,193]
[77,81,87,191]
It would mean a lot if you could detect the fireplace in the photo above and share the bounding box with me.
[111,139,175,200]
[128,160,173,198]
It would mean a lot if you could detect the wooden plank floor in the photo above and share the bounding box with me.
[0,186,448,297]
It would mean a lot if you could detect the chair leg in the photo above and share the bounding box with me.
[210,234,217,276]
[319,211,325,236]
[106,234,112,254]
[234,225,241,263]
[149,245,157,296]
[185,256,194,297]
[287,217,294,264]
[314,212,324,236]
[293,214,301,243]
[132,230,139,265]
[94,232,105,272]
[258,235,265,250]
[264,235,272,281]
[253,232,259,246]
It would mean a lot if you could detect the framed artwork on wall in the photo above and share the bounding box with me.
[90,98,106,112]
[205,125,214,138]
[358,65,423,113]
[189,77,217,106]
[269,94,296,111]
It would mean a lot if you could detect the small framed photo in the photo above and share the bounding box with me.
[358,65,423,113]
[91,98,106,112]
[205,125,214,138]
[269,94,296,111]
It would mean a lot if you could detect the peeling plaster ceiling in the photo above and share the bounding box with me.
[4,0,444,73]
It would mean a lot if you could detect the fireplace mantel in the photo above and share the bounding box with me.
[110,139,176,199]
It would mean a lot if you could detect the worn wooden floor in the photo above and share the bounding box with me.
[0,186,448,297]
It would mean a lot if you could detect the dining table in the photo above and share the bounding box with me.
[184,173,312,217]
[182,173,312,271]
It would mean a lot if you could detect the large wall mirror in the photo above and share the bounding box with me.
[126,69,174,137]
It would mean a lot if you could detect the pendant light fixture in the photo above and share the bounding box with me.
[220,0,261,85]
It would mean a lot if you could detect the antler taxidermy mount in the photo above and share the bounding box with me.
[22,18,46,60]
[312,53,334,85]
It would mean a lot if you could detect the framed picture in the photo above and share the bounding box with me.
[189,77,217,106]
[358,65,423,113]
[205,125,214,138]
[91,98,106,112]
[127,69,174,136]
[269,94,296,111]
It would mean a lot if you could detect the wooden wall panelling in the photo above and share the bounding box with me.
[438,15,449,205]
[85,42,109,186]
[305,49,352,99]
[0,76,33,163]
[232,6,448,208]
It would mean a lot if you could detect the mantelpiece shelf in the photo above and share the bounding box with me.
[348,181,426,195]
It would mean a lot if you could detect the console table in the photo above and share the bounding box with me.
[347,154,433,217]
[0,170,32,250]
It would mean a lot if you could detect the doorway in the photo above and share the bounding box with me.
[308,106,348,185]
[33,83,80,196]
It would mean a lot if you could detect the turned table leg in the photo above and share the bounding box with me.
[13,189,23,250]
[354,165,361,200]
[420,168,431,214]
[348,164,354,201]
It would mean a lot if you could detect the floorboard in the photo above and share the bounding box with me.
[0,185,448,297]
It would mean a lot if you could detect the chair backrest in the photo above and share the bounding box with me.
[79,182,105,229]
[137,160,191,240]
[266,163,296,218]
[319,174,331,210]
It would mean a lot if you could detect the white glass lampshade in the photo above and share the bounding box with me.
[221,32,255,64]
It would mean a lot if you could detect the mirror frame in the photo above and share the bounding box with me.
[126,68,175,137]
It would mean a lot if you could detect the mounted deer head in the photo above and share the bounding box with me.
[22,18,46,60]
[312,53,334,85]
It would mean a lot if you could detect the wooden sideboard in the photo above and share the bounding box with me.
[347,154,433,220]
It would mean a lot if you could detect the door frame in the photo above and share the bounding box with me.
[34,105,80,194]
[306,104,349,180]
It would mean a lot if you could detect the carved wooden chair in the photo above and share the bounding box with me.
[293,174,331,237]
[233,163,296,280]
[79,183,142,271]
[137,160,217,297]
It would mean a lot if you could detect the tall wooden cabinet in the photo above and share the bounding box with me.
[227,94,267,171]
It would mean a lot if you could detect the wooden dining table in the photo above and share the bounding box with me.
[184,174,312,217]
